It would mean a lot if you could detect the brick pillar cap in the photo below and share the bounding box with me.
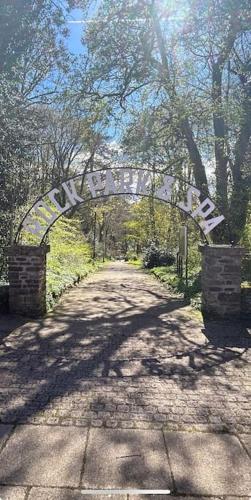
[198,243,246,255]
[5,245,50,256]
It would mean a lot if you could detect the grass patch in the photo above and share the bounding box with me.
[127,258,142,267]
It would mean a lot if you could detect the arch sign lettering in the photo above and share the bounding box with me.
[15,168,225,244]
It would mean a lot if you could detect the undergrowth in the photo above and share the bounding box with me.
[149,265,202,310]
[46,217,102,310]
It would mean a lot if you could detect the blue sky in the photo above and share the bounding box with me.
[65,1,103,55]
[63,2,163,142]
[64,4,123,141]
[66,7,85,55]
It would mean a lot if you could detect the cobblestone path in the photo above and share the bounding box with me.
[0,262,250,434]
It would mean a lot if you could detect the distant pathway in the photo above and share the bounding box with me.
[0,261,250,433]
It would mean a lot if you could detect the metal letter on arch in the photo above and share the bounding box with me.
[15,168,226,245]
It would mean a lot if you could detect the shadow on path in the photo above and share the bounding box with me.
[0,262,250,437]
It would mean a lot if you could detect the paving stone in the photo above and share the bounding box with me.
[0,259,250,434]
[129,497,223,500]
[0,425,87,487]
[0,425,13,451]
[0,486,27,500]
[129,497,251,500]
[28,488,126,499]
[0,264,251,496]
[225,497,251,500]
[238,434,251,457]
[82,429,172,489]
[164,431,251,496]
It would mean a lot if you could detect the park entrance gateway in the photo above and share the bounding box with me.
[6,167,245,319]
[16,168,224,244]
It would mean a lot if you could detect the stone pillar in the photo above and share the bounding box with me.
[241,288,251,317]
[6,245,50,318]
[199,244,245,319]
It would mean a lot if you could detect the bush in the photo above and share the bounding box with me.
[46,217,102,310]
[143,243,175,269]
[150,265,202,308]
[125,251,138,262]
[241,255,251,285]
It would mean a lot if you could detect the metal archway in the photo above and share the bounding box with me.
[15,167,226,245]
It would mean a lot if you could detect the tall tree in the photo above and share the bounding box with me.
[77,0,251,243]
[0,0,70,242]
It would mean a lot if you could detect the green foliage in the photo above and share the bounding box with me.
[1,0,251,291]
[143,242,175,269]
[150,265,202,309]
[241,204,251,285]
[241,257,251,287]
[125,198,205,254]
[0,0,70,254]
[0,0,68,75]
[125,250,138,262]
[46,216,102,310]
[79,0,251,243]
[128,258,142,267]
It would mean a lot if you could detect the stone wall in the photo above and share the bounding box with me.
[0,285,9,313]
[199,244,246,319]
[6,245,50,317]
[241,287,251,317]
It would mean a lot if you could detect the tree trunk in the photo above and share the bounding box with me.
[212,63,229,217]
[150,4,210,199]
[229,79,251,243]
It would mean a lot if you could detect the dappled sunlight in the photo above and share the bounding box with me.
[83,428,172,489]
[0,262,250,437]
[0,424,87,487]
[1,0,251,494]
